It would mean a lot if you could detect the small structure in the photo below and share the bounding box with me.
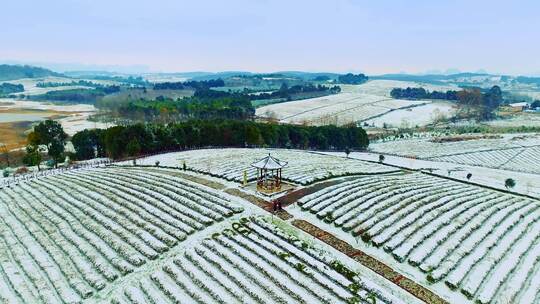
[251,154,287,193]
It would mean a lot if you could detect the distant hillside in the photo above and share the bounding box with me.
[0,64,62,81]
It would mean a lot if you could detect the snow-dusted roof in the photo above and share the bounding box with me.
[251,154,288,170]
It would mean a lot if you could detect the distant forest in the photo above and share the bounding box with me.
[36,80,104,88]
[30,86,120,104]
[337,73,369,84]
[153,79,225,90]
[0,64,61,81]
[0,83,24,96]
[101,82,341,122]
[71,120,369,160]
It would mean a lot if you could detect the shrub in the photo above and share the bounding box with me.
[505,178,516,189]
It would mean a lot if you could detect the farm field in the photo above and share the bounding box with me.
[362,101,455,128]
[487,113,540,128]
[256,80,457,126]
[4,76,120,96]
[0,167,244,303]
[123,148,398,185]
[369,133,540,175]
[297,172,540,304]
[0,166,420,304]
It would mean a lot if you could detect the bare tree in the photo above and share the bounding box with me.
[0,143,9,167]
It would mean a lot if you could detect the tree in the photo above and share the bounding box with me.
[379,154,385,163]
[27,120,67,168]
[505,178,516,189]
[72,129,104,160]
[0,143,8,167]
[22,145,42,170]
[126,139,141,157]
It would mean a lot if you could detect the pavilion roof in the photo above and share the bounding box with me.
[251,154,288,170]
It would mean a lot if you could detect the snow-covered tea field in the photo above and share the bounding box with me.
[0,166,421,304]
[298,172,540,304]
[370,133,540,174]
[106,217,417,304]
[256,80,459,126]
[125,148,398,185]
[0,167,243,303]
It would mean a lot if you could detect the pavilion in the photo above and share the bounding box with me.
[251,154,287,193]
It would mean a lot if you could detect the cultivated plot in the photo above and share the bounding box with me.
[298,172,540,304]
[126,148,397,185]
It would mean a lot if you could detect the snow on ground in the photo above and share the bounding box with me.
[294,170,540,304]
[0,98,95,112]
[287,204,471,304]
[350,80,459,97]
[58,112,112,136]
[120,148,398,185]
[0,166,420,304]
[369,133,540,158]
[486,113,540,127]
[363,101,456,128]
[368,133,540,175]
[320,151,540,199]
[257,80,459,126]
[4,76,120,96]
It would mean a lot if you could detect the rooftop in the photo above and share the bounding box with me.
[251,154,288,170]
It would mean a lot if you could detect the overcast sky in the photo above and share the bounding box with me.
[1,0,539,75]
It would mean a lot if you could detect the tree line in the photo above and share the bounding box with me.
[390,87,459,100]
[29,86,121,104]
[111,93,255,122]
[0,83,24,96]
[249,83,341,101]
[71,120,369,160]
[153,79,225,90]
[36,80,104,88]
[337,73,369,84]
[391,86,504,120]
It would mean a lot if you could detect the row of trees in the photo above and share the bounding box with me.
[30,86,121,104]
[455,86,503,120]
[0,83,24,96]
[249,83,341,101]
[153,79,225,90]
[390,87,459,100]
[391,86,504,120]
[36,80,103,88]
[113,94,255,122]
[337,73,369,84]
[71,120,369,160]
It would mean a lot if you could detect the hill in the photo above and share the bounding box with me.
[0,64,62,81]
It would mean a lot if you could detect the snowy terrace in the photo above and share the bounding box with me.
[120,148,399,185]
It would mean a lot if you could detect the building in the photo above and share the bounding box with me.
[251,154,287,193]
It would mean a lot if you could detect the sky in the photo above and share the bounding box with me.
[1,0,539,75]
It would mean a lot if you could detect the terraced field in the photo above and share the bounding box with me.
[0,167,243,303]
[108,218,414,304]
[298,172,540,304]
[370,134,540,175]
[0,166,421,303]
[126,148,397,185]
[429,145,540,174]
